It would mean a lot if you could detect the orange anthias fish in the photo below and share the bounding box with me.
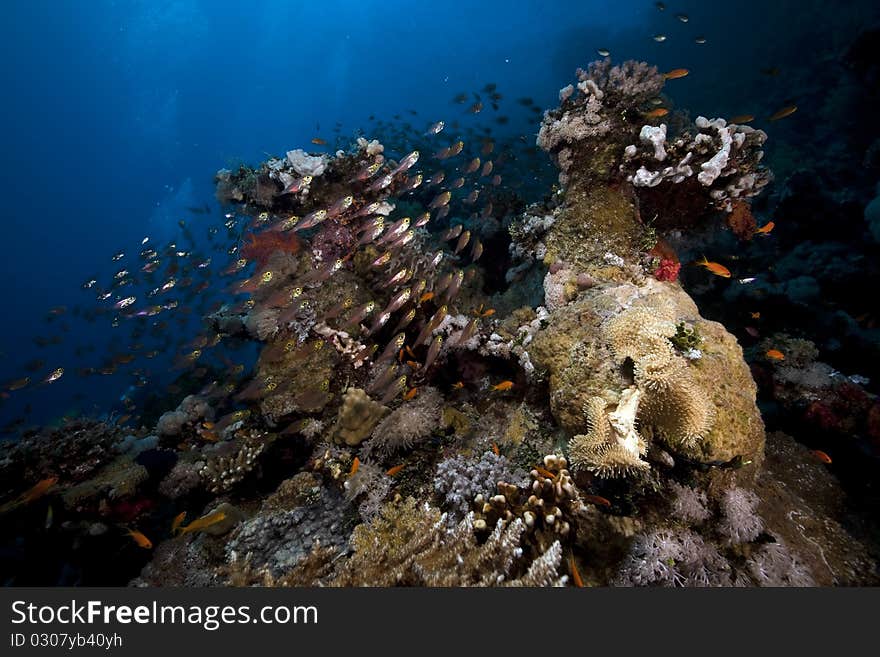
[535,466,557,480]
[386,464,405,476]
[349,457,360,477]
[768,105,797,121]
[20,476,58,504]
[311,137,327,145]
[695,256,731,278]
[583,494,612,508]
[729,114,755,124]
[750,312,761,319]
[765,349,785,361]
[178,510,227,536]
[569,556,585,588]
[452,381,464,390]
[491,380,514,392]
[491,442,500,456]
[171,511,187,535]
[644,108,669,118]
[754,221,775,235]
[663,68,689,79]
[402,387,419,401]
[125,529,153,549]
[812,450,832,465]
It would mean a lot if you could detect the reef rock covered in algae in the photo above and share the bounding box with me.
[524,60,767,478]
[529,279,764,470]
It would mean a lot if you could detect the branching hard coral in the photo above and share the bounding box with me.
[568,391,649,478]
[330,497,566,587]
[622,116,772,212]
[474,455,586,555]
[537,59,663,183]
[717,487,764,545]
[434,451,526,519]
[199,440,265,493]
[361,387,441,457]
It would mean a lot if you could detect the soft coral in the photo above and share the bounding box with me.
[240,230,302,268]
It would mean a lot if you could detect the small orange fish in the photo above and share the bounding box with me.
[419,291,435,303]
[349,457,360,477]
[125,529,153,549]
[663,68,689,79]
[754,221,775,235]
[765,349,785,361]
[405,360,421,370]
[311,137,327,145]
[750,312,761,319]
[491,442,500,456]
[5,377,29,391]
[695,255,731,278]
[812,450,832,465]
[403,387,419,401]
[171,511,187,535]
[768,105,797,121]
[569,556,585,588]
[178,510,227,535]
[116,414,132,426]
[535,466,557,480]
[452,381,464,390]
[386,464,405,476]
[491,380,514,392]
[473,306,495,318]
[644,108,669,118]
[200,430,219,443]
[202,421,215,430]
[583,494,612,508]
[729,114,755,124]
[20,477,58,504]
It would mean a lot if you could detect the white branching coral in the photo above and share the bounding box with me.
[623,115,772,211]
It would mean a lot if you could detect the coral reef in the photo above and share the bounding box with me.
[10,52,880,590]
[331,387,388,446]
[331,497,566,586]
[434,450,526,519]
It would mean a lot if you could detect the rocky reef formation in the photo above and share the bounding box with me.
[2,58,876,587]
[526,61,767,482]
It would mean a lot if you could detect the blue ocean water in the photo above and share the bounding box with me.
[1,0,878,430]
